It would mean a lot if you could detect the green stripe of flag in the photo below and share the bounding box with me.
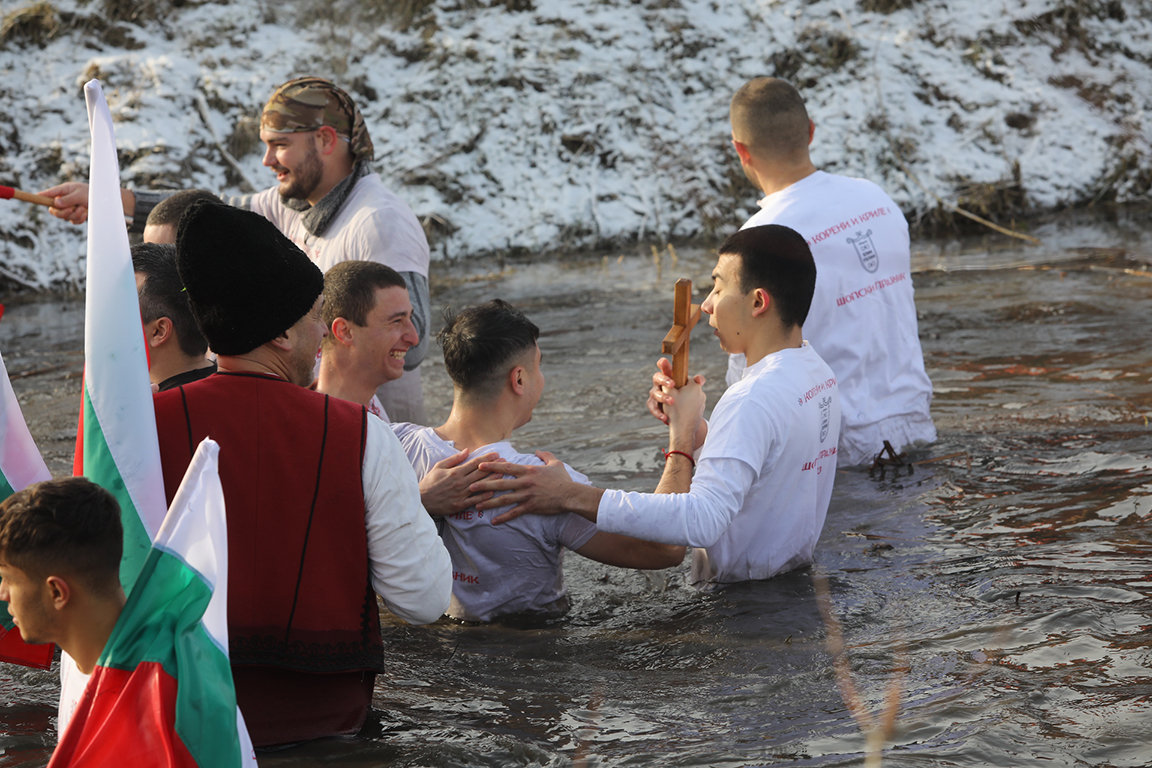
[81,385,153,592]
[98,546,243,768]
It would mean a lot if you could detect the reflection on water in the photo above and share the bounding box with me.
[2,211,1151,766]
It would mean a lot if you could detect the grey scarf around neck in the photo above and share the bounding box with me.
[281,159,372,237]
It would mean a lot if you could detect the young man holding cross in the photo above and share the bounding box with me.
[473,225,840,587]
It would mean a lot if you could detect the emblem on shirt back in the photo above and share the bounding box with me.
[847,229,879,273]
[819,396,832,443]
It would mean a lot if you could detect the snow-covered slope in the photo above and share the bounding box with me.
[1,0,1149,289]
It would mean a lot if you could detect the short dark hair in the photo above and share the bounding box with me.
[730,77,811,160]
[0,478,123,590]
[720,224,816,329]
[438,300,539,400]
[146,189,223,228]
[322,261,408,336]
[132,242,209,357]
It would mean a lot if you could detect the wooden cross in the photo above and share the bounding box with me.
[661,278,702,388]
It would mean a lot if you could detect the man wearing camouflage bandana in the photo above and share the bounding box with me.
[43,77,432,423]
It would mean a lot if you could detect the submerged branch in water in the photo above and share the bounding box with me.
[814,570,907,768]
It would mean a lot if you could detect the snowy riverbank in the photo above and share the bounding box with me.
[1,0,1149,290]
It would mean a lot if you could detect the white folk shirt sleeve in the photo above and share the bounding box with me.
[596,456,758,548]
[361,414,452,624]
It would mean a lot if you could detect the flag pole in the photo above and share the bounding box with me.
[0,185,55,207]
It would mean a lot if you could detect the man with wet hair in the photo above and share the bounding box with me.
[131,242,216,391]
[654,77,934,467]
[472,225,840,588]
[0,478,125,676]
[142,189,222,244]
[150,199,450,747]
[42,77,432,424]
[393,299,684,621]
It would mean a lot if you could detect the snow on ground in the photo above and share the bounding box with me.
[0,0,1149,289]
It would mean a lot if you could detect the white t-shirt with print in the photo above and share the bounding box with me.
[728,171,934,466]
[598,342,839,586]
[392,424,599,622]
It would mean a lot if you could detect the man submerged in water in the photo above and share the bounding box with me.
[470,225,841,588]
[392,299,684,621]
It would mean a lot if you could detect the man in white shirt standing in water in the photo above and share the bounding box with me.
[472,225,840,588]
[663,77,934,467]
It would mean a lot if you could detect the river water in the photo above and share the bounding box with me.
[2,211,1151,766]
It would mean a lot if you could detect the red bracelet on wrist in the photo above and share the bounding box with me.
[662,448,696,467]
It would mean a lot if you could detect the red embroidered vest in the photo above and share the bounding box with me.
[153,372,384,673]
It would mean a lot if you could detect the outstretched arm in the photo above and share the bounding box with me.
[477,371,707,524]
[472,451,606,525]
[38,182,135,225]
[574,531,685,570]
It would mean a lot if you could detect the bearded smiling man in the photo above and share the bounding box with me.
[41,77,433,424]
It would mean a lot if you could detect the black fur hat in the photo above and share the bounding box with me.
[175,199,324,356]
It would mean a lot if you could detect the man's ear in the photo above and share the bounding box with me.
[808,119,815,146]
[315,125,341,156]
[268,330,293,353]
[731,138,753,165]
[750,287,772,318]
[45,575,72,611]
[146,317,174,349]
[509,365,526,395]
[330,317,354,346]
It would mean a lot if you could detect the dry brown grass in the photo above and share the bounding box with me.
[0,1,60,47]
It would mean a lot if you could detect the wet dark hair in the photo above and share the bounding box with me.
[322,260,407,334]
[0,477,123,590]
[438,299,539,400]
[146,189,223,229]
[132,242,209,358]
[720,224,816,329]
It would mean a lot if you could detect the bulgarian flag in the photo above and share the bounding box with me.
[0,349,55,669]
[74,78,168,590]
[50,438,256,768]
[61,77,171,732]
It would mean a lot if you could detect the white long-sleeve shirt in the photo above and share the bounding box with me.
[362,414,452,624]
[598,343,840,586]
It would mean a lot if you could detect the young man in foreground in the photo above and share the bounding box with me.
[393,300,685,621]
[0,478,125,676]
[473,225,840,587]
